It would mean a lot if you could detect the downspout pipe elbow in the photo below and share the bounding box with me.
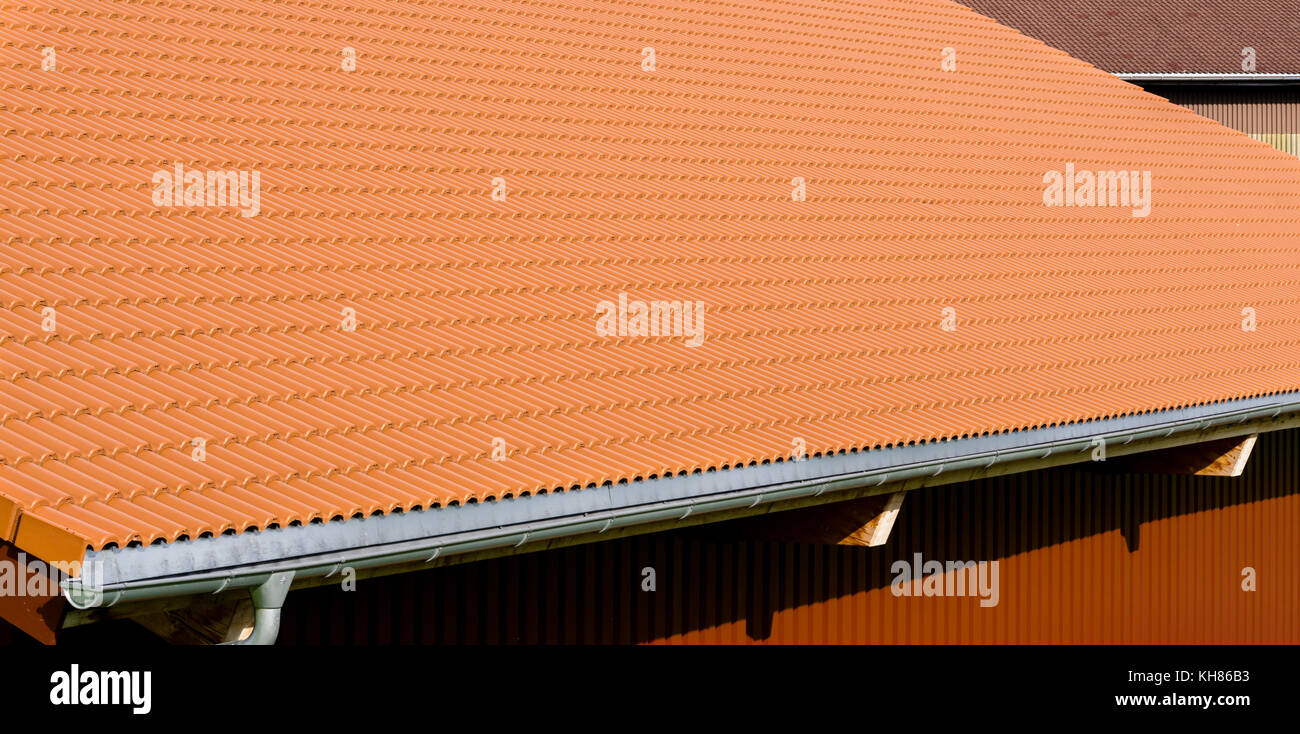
[224,570,295,646]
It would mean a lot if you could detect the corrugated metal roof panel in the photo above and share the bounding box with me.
[4,0,1300,561]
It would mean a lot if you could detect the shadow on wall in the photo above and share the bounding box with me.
[0,617,168,646]
[1148,85,1300,158]
[273,427,1300,644]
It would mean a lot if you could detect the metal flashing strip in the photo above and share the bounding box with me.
[63,392,1300,608]
[1118,73,1300,84]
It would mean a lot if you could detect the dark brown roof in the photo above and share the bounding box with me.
[960,0,1300,74]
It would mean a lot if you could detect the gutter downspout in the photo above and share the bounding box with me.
[223,571,294,645]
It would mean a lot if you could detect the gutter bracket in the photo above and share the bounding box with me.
[212,574,232,595]
[224,570,295,646]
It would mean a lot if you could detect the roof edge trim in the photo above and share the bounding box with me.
[1118,73,1300,84]
[63,391,1300,608]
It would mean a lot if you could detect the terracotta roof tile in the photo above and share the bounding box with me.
[5,0,1300,562]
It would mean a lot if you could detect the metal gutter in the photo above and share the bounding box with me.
[61,392,1300,629]
[1117,72,1300,85]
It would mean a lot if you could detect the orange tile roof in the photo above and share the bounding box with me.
[5,0,1300,564]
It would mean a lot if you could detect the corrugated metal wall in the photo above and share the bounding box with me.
[1155,86,1300,155]
[276,428,1300,644]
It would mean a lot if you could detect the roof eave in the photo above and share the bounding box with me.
[61,390,1300,610]
[1118,72,1300,85]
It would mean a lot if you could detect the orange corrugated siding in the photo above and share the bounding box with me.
[4,0,1300,561]
[277,427,1300,644]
